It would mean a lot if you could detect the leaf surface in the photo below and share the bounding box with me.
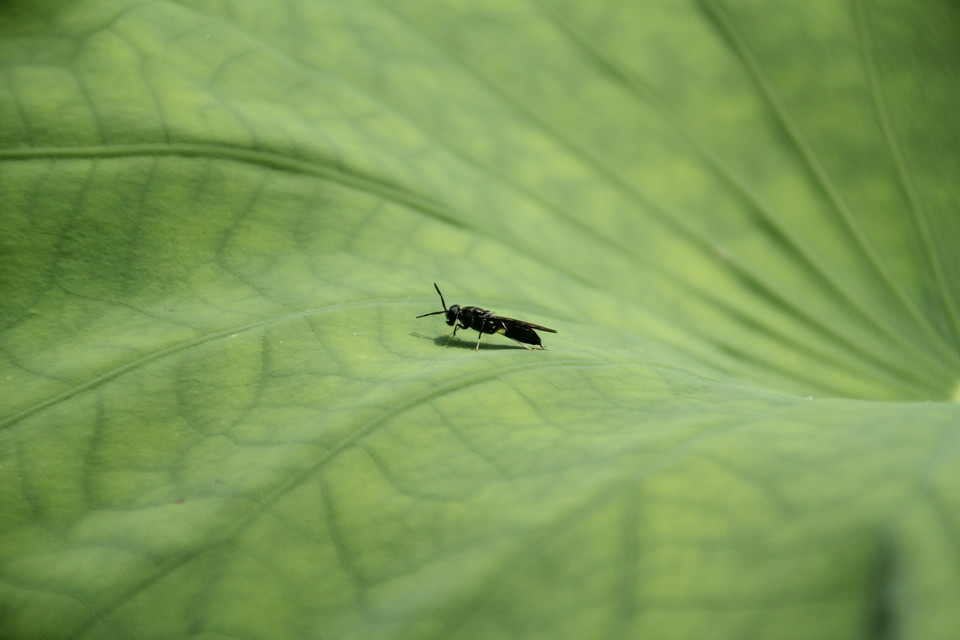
[2,1,959,638]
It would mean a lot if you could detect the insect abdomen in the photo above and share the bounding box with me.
[501,323,543,347]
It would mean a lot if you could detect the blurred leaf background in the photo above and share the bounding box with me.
[2,0,959,638]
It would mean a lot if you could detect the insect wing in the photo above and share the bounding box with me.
[495,316,557,334]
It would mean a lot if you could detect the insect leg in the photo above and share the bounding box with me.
[443,322,460,345]
[475,331,483,351]
[508,338,537,350]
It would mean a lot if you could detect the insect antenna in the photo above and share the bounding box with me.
[415,282,448,318]
[433,282,447,310]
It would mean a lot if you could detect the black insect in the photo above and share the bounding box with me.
[416,283,557,351]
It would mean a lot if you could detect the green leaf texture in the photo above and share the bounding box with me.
[2,1,959,638]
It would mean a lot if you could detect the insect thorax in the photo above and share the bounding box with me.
[457,306,496,332]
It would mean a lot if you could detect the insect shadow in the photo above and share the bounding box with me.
[409,331,527,350]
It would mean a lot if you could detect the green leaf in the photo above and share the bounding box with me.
[2,1,959,639]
